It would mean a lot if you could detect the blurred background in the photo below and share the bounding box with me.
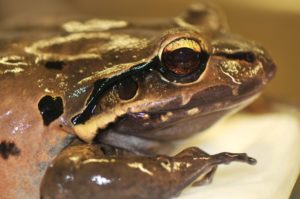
[0,0,299,197]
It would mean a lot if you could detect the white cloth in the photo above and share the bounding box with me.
[178,104,300,199]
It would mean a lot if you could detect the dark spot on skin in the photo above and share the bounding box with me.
[0,141,20,159]
[115,77,138,101]
[45,61,64,70]
[38,95,64,126]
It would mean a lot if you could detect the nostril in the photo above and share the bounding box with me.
[262,59,276,83]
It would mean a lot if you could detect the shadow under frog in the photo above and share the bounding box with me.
[0,3,275,199]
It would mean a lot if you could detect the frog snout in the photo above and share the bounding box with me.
[259,54,276,83]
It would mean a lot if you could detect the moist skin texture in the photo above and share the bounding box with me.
[0,3,275,199]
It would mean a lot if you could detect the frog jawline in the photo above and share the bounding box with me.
[74,92,260,144]
[135,91,261,128]
[109,92,261,141]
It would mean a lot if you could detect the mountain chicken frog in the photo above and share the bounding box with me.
[0,3,275,199]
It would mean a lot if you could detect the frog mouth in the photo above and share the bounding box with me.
[170,91,261,123]
[84,91,261,154]
[90,94,259,144]
[143,83,262,124]
[73,83,261,144]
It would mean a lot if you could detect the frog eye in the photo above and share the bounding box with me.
[159,38,208,82]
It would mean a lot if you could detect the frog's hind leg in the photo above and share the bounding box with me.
[211,152,257,165]
[175,146,209,158]
[191,152,257,187]
[192,166,217,187]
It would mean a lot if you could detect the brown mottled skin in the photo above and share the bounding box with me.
[0,3,275,199]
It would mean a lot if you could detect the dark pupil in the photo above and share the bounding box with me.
[162,48,200,75]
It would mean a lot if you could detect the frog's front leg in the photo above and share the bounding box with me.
[95,130,175,155]
[40,144,256,199]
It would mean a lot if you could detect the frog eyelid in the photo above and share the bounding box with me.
[158,37,202,60]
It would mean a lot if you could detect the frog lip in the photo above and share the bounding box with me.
[125,88,261,129]
[162,83,263,114]
[152,89,260,117]
[105,90,261,142]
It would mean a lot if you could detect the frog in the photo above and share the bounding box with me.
[0,3,275,199]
